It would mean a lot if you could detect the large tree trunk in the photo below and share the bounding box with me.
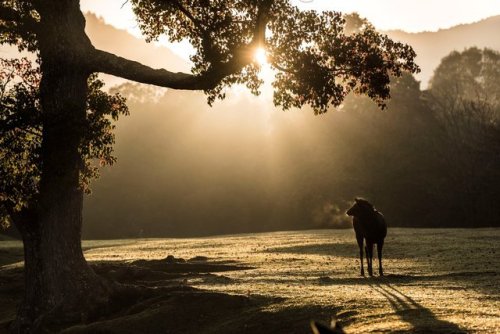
[10,1,110,332]
[12,68,108,334]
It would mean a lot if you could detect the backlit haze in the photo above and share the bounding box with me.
[63,2,500,237]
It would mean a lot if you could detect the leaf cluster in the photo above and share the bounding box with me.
[0,0,38,52]
[269,9,419,113]
[0,58,128,225]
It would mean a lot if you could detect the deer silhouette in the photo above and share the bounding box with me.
[346,198,387,276]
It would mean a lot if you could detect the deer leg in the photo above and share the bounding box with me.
[366,242,374,276]
[356,235,364,276]
[364,245,370,276]
[377,241,384,276]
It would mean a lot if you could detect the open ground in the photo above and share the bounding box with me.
[1,228,498,333]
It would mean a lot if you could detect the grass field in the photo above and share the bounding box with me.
[0,228,499,333]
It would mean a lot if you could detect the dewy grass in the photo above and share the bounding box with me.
[1,228,499,332]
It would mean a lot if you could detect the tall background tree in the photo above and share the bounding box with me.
[426,47,500,226]
[0,0,418,331]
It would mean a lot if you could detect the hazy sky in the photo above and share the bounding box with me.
[292,0,500,32]
[81,0,500,60]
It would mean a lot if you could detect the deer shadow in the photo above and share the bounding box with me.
[370,283,465,333]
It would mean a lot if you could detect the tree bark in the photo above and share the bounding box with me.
[10,1,109,332]
[11,67,110,333]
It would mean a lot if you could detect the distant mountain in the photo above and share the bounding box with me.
[385,15,500,87]
[0,13,190,87]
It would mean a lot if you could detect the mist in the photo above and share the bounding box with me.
[83,87,352,237]
[74,14,500,239]
[82,77,500,238]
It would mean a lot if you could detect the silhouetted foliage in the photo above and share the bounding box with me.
[130,0,419,111]
[0,58,128,227]
[426,48,500,226]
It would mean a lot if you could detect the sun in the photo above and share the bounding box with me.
[254,47,267,65]
[251,46,275,85]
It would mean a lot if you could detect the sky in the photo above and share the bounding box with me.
[291,0,500,32]
[81,0,500,59]
[80,0,500,60]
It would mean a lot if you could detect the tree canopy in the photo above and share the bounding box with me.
[426,48,500,225]
[429,47,500,104]
[130,0,419,111]
[1,0,419,112]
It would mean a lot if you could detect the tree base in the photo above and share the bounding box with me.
[10,272,113,333]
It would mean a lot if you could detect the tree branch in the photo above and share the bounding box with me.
[91,47,258,90]
[251,0,271,46]
[170,0,205,31]
[91,49,213,90]
[91,0,273,91]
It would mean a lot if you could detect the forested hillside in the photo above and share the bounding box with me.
[386,15,500,86]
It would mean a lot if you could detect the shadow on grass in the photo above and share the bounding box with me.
[1,255,347,334]
[62,296,342,334]
[266,242,407,259]
[266,242,356,258]
[316,271,499,296]
[64,258,342,334]
[91,256,253,288]
[371,283,465,333]
[0,247,24,267]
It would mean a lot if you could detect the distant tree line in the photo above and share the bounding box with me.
[317,47,500,228]
[78,47,499,238]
